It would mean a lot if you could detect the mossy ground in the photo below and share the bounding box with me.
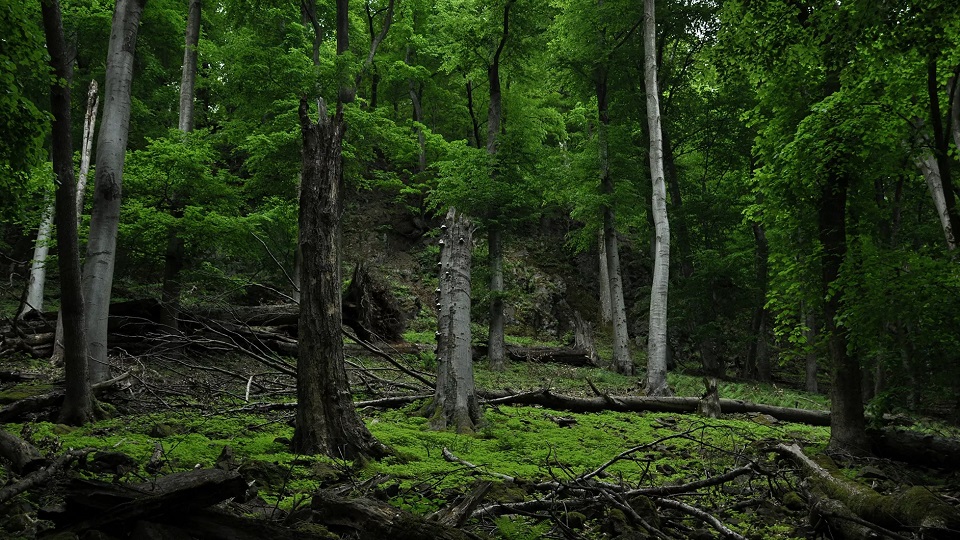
[0,344,954,538]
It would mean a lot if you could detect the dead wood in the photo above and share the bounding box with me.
[0,370,132,423]
[472,345,598,367]
[342,262,407,343]
[311,489,481,540]
[0,448,90,504]
[136,508,333,539]
[51,468,247,533]
[868,427,960,470]
[774,443,960,539]
[0,429,47,475]
[430,480,492,528]
[479,388,831,425]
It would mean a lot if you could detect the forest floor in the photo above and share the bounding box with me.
[2,333,960,540]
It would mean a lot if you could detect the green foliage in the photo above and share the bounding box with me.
[0,0,49,218]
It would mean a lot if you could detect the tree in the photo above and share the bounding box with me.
[642,0,670,396]
[429,207,481,432]
[40,0,94,425]
[294,98,388,459]
[160,0,202,331]
[293,0,388,459]
[82,0,148,383]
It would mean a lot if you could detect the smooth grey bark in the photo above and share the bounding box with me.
[487,228,505,370]
[430,207,480,433]
[177,0,200,133]
[597,231,612,324]
[596,75,633,376]
[52,80,98,365]
[82,0,147,383]
[19,203,53,319]
[294,98,386,459]
[916,150,956,250]
[41,0,94,425]
[643,0,671,396]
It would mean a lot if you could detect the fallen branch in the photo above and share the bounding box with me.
[0,448,91,504]
[774,443,960,538]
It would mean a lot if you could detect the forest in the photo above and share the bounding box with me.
[2,0,960,538]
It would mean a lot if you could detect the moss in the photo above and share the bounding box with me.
[781,491,805,511]
[0,384,55,404]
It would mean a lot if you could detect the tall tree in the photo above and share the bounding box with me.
[40,0,94,425]
[82,0,147,383]
[160,0,202,331]
[642,0,671,396]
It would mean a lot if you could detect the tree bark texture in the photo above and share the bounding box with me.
[916,150,956,249]
[820,168,868,455]
[41,0,95,425]
[178,0,200,132]
[431,207,480,433]
[19,202,53,319]
[53,80,99,364]
[295,98,386,459]
[643,0,671,396]
[596,76,633,376]
[597,231,612,324]
[487,227,506,370]
[775,443,960,538]
[484,3,512,371]
[82,0,146,384]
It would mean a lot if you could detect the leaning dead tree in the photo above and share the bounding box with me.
[427,207,481,433]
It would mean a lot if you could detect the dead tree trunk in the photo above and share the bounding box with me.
[428,207,480,433]
[294,97,387,460]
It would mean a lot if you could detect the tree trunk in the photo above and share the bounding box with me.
[160,0,202,332]
[178,0,200,133]
[804,307,818,394]
[596,75,633,376]
[597,231,612,324]
[53,80,99,365]
[915,150,956,249]
[927,59,960,241]
[484,3,511,372]
[40,0,95,425]
[487,227,506,370]
[19,202,53,319]
[820,168,868,454]
[82,0,146,384]
[643,0,671,396]
[430,207,480,433]
[294,98,386,459]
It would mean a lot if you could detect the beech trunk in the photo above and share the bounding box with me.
[82,0,146,383]
[596,75,633,376]
[643,0,671,395]
[430,207,480,432]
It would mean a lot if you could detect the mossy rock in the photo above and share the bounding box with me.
[486,480,527,503]
[239,460,288,489]
[148,423,180,438]
[781,491,805,511]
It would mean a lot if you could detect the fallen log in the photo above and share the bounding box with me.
[311,489,481,540]
[774,443,960,539]
[472,345,598,367]
[479,388,832,425]
[51,468,247,534]
[0,429,47,474]
[868,427,960,470]
[0,448,89,505]
[139,508,332,540]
